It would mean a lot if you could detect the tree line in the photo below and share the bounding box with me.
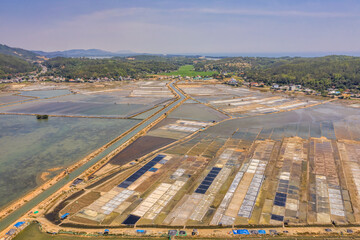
[0,53,38,79]
[195,55,360,91]
[44,56,195,79]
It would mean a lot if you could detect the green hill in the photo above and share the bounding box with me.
[245,55,360,91]
[44,57,180,79]
[195,55,360,91]
[0,44,40,61]
[0,53,38,78]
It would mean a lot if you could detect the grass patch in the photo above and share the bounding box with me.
[162,65,218,77]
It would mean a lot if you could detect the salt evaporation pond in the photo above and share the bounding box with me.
[19,89,71,99]
[0,115,140,208]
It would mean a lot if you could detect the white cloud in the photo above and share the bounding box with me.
[186,8,357,18]
[1,5,360,53]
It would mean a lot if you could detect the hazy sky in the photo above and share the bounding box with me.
[1,0,360,54]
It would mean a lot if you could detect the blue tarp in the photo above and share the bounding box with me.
[148,167,158,172]
[60,213,69,219]
[233,229,249,235]
[14,222,25,228]
[258,230,266,234]
[136,229,146,233]
[104,229,109,232]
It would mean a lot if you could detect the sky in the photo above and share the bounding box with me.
[0,0,360,55]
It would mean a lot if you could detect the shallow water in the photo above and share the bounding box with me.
[19,90,71,99]
[206,103,360,140]
[0,91,171,117]
[0,95,31,104]
[1,101,149,117]
[0,115,140,208]
[168,103,228,122]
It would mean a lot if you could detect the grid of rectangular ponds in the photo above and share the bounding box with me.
[321,121,336,139]
[195,167,222,194]
[101,189,134,215]
[118,154,165,188]
[271,172,299,221]
[237,173,265,218]
[274,192,287,207]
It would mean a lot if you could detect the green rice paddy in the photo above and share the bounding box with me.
[162,65,218,77]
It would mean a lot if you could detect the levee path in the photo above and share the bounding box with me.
[0,81,186,235]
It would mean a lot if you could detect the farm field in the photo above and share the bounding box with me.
[162,65,218,77]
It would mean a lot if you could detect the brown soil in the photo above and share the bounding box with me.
[39,172,50,182]
[61,191,101,215]
[48,167,63,172]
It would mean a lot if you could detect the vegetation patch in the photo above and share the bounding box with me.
[36,114,49,120]
[162,65,218,77]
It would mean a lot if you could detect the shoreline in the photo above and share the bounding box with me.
[0,81,185,237]
[0,82,179,220]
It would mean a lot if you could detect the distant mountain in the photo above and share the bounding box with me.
[33,49,138,58]
[0,44,40,61]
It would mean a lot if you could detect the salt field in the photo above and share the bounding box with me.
[5,81,360,238]
[0,82,174,118]
[19,89,72,99]
[0,81,177,210]
[38,97,360,228]
[179,84,323,117]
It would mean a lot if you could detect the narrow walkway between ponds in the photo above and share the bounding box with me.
[0,81,186,233]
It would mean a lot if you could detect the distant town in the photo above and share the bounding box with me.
[2,70,359,100]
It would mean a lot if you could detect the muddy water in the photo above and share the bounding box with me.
[0,115,140,208]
